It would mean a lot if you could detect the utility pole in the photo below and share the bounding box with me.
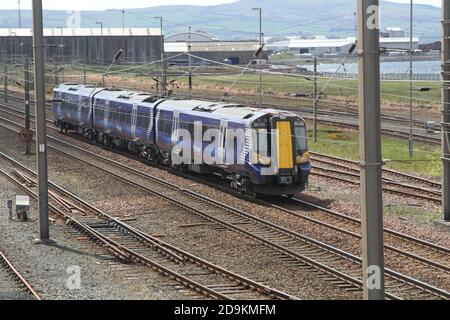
[18,0,22,28]
[96,22,104,65]
[409,0,414,158]
[357,0,385,300]
[313,57,318,143]
[122,10,125,34]
[96,22,105,85]
[32,0,51,243]
[3,51,8,102]
[53,57,59,85]
[24,55,31,155]
[59,27,64,66]
[155,16,166,97]
[441,0,450,221]
[188,26,192,99]
[253,7,263,108]
[83,64,86,85]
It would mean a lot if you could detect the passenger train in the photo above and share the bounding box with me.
[52,83,311,196]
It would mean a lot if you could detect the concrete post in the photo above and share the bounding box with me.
[357,0,385,300]
[32,0,50,242]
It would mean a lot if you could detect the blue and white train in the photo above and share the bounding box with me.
[53,83,311,196]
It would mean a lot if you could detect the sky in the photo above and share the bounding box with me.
[0,0,441,11]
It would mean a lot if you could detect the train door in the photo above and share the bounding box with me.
[76,95,83,124]
[171,111,180,145]
[131,103,137,138]
[104,100,110,130]
[274,119,294,170]
[218,120,228,165]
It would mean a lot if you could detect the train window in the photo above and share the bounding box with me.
[179,119,194,135]
[144,112,151,130]
[96,102,104,119]
[137,113,143,128]
[255,129,271,157]
[294,125,308,153]
[126,110,131,124]
[159,112,172,135]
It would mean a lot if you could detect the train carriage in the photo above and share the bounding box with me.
[53,83,311,196]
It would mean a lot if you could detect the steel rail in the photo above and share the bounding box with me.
[0,104,448,299]
[312,165,442,203]
[0,168,237,300]
[0,251,42,300]
[311,151,442,189]
[0,108,448,273]
[5,156,297,300]
[0,89,441,146]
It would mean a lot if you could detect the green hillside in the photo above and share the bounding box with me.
[0,0,441,42]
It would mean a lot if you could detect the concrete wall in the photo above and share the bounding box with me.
[167,50,268,65]
[289,43,354,56]
[0,35,162,64]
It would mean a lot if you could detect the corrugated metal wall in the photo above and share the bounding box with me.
[0,35,162,64]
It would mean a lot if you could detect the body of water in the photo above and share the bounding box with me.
[301,60,441,75]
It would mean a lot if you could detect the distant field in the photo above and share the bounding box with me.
[4,61,440,108]
[169,72,441,107]
[308,123,442,177]
[4,62,442,178]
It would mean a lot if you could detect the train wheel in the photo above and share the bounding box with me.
[88,130,96,144]
[237,177,253,196]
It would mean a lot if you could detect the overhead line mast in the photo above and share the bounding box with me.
[32,0,51,243]
[441,0,450,221]
[357,0,385,300]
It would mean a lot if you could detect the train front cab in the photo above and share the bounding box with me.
[250,115,311,196]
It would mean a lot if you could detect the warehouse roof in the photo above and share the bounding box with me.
[289,38,355,49]
[288,36,419,49]
[379,37,420,43]
[166,32,218,42]
[0,28,162,37]
[165,41,261,53]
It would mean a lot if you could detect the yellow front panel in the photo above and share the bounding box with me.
[276,121,294,169]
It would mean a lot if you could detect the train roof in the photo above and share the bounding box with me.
[158,99,264,122]
[158,99,300,122]
[54,83,104,97]
[55,84,157,104]
[54,84,303,122]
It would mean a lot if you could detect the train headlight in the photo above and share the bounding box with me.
[297,151,311,165]
[252,153,272,166]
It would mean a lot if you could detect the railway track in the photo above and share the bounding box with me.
[0,115,448,299]
[0,250,42,300]
[0,101,441,205]
[311,152,442,189]
[0,157,294,300]
[1,97,449,298]
[309,151,442,203]
[0,89,441,146]
[167,90,441,146]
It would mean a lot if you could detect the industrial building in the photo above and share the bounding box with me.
[267,29,420,57]
[165,32,267,65]
[0,28,162,63]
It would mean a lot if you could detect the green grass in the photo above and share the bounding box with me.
[170,73,441,106]
[7,61,442,107]
[384,205,440,223]
[307,123,442,177]
[270,52,298,61]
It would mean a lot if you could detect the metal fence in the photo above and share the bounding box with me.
[320,72,441,81]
